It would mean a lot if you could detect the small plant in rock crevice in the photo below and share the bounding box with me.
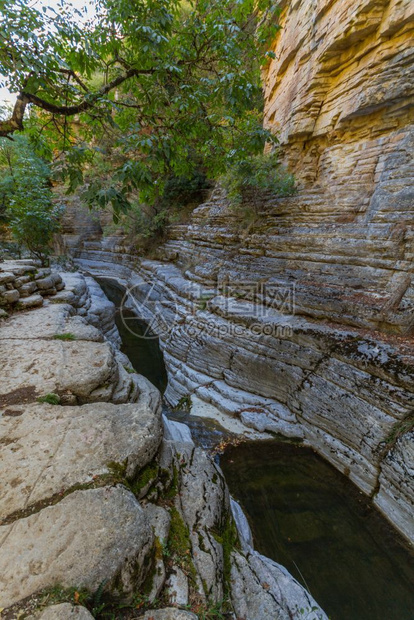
[37,393,61,405]
[53,332,76,341]
[379,410,414,459]
[174,394,192,412]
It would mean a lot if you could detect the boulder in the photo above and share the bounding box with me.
[0,338,118,404]
[59,273,89,309]
[0,289,19,304]
[36,276,57,290]
[0,401,162,521]
[39,287,58,296]
[16,294,44,310]
[230,549,328,620]
[19,281,38,297]
[163,415,194,444]
[14,275,32,288]
[34,268,52,280]
[49,290,77,305]
[0,271,16,284]
[0,486,154,608]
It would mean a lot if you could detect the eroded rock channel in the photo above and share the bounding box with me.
[0,261,326,620]
[100,277,414,620]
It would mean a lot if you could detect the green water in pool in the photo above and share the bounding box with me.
[221,440,414,620]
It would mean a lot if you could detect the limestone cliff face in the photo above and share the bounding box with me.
[264,0,414,224]
[262,0,414,335]
[65,0,413,544]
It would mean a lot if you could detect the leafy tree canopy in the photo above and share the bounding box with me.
[0,135,63,263]
[0,0,280,213]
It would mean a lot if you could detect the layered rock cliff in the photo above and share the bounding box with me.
[63,0,414,545]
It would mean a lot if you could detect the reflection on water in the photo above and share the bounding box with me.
[98,278,168,393]
[220,441,414,620]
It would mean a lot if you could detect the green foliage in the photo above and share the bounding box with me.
[101,166,211,255]
[37,584,90,609]
[130,462,159,496]
[163,169,212,207]
[175,394,192,412]
[106,460,128,479]
[164,463,179,499]
[0,2,90,95]
[212,512,240,596]
[53,333,76,341]
[195,601,229,619]
[88,581,108,618]
[0,0,282,218]
[37,393,61,405]
[0,136,64,264]
[221,150,296,209]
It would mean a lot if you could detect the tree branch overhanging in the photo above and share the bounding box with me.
[0,67,155,137]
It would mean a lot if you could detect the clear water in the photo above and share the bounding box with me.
[100,277,414,620]
[221,441,414,620]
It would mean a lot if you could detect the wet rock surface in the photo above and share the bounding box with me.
[230,550,325,620]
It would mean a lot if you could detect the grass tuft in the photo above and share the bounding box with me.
[37,393,60,405]
[53,333,76,341]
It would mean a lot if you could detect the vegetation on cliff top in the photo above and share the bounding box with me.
[0,1,281,199]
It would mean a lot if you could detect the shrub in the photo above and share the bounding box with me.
[101,168,212,255]
[220,151,296,210]
[0,136,64,265]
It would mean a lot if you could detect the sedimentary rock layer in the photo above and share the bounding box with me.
[67,0,414,544]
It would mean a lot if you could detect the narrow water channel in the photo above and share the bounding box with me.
[99,277,414,620]
[99,278,168,392]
